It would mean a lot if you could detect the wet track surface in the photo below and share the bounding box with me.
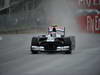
[0,34,100,75]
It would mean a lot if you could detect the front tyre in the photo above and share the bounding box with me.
[31,46,38,54]
[65,45,72,54]
[31,49,38,54]
[65,50,72,54]
[30,37,39,54]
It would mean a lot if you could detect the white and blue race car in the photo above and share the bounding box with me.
[30,25,75,54]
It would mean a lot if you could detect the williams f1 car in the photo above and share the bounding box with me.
[30,25,75,54]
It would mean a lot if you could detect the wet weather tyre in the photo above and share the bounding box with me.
[65,45,72,54]
[65,50,72,54]
[31,50,38,54]
[31,37,39,54]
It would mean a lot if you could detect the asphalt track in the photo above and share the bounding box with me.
[0,33,100,75]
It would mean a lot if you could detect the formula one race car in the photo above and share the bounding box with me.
[30,25,75,54]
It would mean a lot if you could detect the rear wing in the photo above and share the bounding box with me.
[48,26,65,36]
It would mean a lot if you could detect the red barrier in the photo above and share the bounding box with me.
[77,0,100,33]
[78,0,100,9]
[77,14,100,33]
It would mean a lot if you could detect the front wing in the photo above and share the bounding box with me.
[31,45,70,52]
